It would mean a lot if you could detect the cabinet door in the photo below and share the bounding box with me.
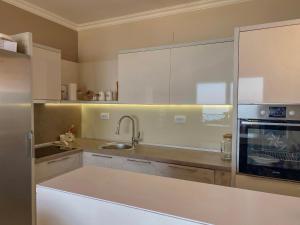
[122,158,157,175]
[170,41,234,104]
[154,162,214,184]
[239,24,300,104]
[32,45,61,100]
[35,153,82,183]
[214,170,231,186]
[83,152,124,170]
[118,49,170,104]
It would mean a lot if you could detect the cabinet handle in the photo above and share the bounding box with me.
[92,154,113,159]
[127,159,151,164]
[48,157,70,164]
[167,165,197,172]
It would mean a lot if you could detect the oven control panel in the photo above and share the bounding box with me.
[269,106,287,118]
[238,105,300,121]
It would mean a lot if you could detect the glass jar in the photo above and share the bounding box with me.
[221,133,232,161]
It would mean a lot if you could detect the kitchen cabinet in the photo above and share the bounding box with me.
[122,158,157,175]
[32,44,61,100]
[118,49,170,104]
[238,23,300,104]
[154,162,215,184]
[170,41,234,104]
[235,174,300,197]
[214,170,231,186]
[35,153,81,183]
[83,152,124,170]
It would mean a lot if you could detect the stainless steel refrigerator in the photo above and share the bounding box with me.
[0,49,32,225]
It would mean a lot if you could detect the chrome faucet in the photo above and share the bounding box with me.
[116,115,140,147]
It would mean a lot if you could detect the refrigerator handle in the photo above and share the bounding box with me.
[26,131,34,158]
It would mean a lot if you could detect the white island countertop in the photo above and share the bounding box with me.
[38,166,300,225]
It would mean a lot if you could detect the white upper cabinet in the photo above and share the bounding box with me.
[170,41,234,104]
[32,44,61,100]
[238,23,300,104]
[118,49,170,104]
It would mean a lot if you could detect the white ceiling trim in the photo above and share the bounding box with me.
[2,0,77,30]
[77,0,250,31]
[2,0,250,31]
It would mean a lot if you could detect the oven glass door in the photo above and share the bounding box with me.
[239,120,300,181]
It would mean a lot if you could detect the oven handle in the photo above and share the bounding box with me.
[241,121,300,127]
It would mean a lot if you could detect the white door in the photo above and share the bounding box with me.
[170,41,234,104]
[118,49,170,104]
[32,45,61,100]
[238,24,300,104]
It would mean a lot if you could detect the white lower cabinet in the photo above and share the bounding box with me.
[122,158,157,175]
[82,152,124,169]
[35,153,82,183]
[154,162,215,184]
[36,151,227,186]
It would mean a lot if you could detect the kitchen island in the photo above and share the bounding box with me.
[37,166,300,225]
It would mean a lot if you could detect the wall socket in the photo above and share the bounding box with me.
[100,112,110,120]
[174,115,186,124]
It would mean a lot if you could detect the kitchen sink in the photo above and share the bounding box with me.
[101,143,134,150]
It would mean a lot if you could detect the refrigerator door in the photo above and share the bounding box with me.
[0,50,32,225]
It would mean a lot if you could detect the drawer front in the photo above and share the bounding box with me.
[155,162,214,184]
[83,152,124,170]
[36,153,82,183]
[123,158,157,175]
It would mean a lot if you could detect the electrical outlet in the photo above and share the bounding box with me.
[100,112,110,120]
[174,115,186,124]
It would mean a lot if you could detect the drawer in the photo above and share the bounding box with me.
[83,152,124,170]
[154,162,214,184]
[123,158,157,175]
[35,153,82,183]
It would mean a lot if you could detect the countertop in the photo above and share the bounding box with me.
[38,166,300,225]
[35,138,231,171]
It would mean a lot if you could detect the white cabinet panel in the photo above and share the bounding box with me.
[32,45,61,100]
[154,162,214,184]
[170,42,234,104]
[35,153,82,183]
[118,49,170,104]
[238,24,300,104]
[122,158,157,175]
[37,187,206,225]
[83,152,124,170]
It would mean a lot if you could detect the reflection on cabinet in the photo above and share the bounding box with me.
[238,23,300,104]
[171,41,234,104]
[35,153,81,183]
[83,152,124,170]
[32,44,61,100]
[118,49,170,104]
[155,162,215,184]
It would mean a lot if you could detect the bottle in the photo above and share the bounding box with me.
[221,133,232,161]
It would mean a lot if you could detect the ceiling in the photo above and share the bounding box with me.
[19,0,201,24]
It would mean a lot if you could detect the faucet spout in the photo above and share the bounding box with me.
[116,115,140,147]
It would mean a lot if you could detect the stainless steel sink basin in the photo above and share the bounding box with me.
[101,143,134,150]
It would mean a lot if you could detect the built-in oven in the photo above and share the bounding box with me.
[238,105,300,182]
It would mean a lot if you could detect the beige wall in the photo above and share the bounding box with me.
[0,1,78,61]
[82,105,232,150]
[78,0,300,91]
[34,104,81,144]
